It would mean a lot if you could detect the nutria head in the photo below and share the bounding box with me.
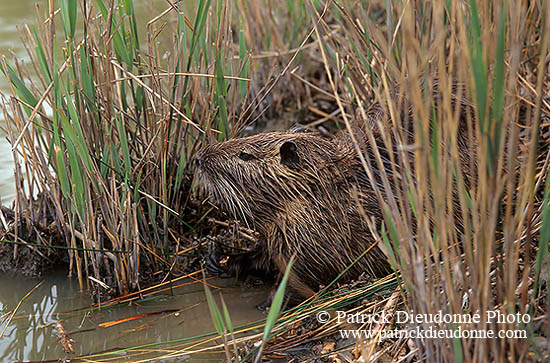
[194,132,354,228]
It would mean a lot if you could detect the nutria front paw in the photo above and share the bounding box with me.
[256,298,272,312]
[256,283,279,312]
[204,251,232,278]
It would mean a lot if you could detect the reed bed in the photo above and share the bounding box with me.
[315,0,550,361]
[1,0,549,362]
[0,0,268,293]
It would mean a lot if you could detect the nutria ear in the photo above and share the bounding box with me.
[280,140,300,167]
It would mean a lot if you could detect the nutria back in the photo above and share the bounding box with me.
[194,130,393,294]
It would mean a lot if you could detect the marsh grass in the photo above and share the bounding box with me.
[1,0,549,361]
[0,0,266,294]
[309,0,550,361]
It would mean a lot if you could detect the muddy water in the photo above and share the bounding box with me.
[0,1,269,362]
[0,268,268,362]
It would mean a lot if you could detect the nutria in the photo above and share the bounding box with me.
[194,128,394,298]
[194,80,550,302]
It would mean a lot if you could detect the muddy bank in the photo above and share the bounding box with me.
[0,205,65,277]
[0,241,64,278]
[0,196,263,292]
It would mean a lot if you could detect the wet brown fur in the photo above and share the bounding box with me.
[195,130,394,296]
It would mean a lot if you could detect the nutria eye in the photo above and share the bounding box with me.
[238,152,255,161]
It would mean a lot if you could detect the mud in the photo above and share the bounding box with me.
[0,240,63,277]
[0,204,64,277]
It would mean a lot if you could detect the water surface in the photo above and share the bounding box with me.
[0,269,268,362]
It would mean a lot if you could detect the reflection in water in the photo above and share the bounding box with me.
[0,270,267,362]
[0,270,85,361]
